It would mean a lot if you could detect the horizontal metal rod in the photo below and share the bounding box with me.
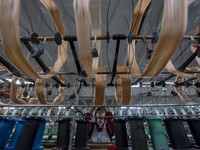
[1,104,200,108]
[36,71,200,75]
[0,104,70,107]
[24,35,200,42]
[0,104,193,108]
[73,104,200,107]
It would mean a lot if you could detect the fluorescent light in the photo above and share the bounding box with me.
[58,107,65,109]
[5,78,33,85]
[131,83,139,87]
[3,107,15,110]
[121,107,127,109]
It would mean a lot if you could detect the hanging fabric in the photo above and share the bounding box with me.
[73,0,94,78]
[128,0,151,77]
[93,66,106,105]
[165,25,200,78]
[10,76,28,104]
[128,0,188,77]
[0,0,67,80]
[89,0,102,73]
[174,76,194,104]
[35,75,65,104]
[115,66,131,105]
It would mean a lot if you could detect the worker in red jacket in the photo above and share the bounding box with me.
[86,107,115,143]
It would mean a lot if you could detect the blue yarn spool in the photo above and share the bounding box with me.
[4,119,25,150]
[0,118,16,148]
[32,119,46,150]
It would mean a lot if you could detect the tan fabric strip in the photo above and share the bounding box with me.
[10,76,27,104]
[166,25,200,77]
[89,0,101,73]
[52,86,65,104]
[74,0,94,78]
[115,66,131,105]
[39,0,68,79]
[0,66,8,72]
[142,0,187,76]
[93,66,106,105]
[191,25,200,64]
[128,0,151,76]
[174,76,194,104]
[0,0,67,80]
[0,0,39,79]
[35,79,48,104]
[166,60,194,78]
[28,98,39,104]
[130,0,151,33]
[35,76,65,104]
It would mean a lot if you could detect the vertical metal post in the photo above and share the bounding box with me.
[68,81,82,150]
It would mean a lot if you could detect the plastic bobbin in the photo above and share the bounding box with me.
[166,107,178,116]
[29,107,40,117]
[91,36,98,58]
[38,108,48,117]
[54,32,62,45]
[127,31,134,44]
[142,107,150,116]
[32,45,44,58]
[30,33,40,45]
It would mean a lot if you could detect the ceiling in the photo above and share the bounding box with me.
[0,0,200,105]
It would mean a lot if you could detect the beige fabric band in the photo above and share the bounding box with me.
[115,66,131,105]
[93,67,106,105]
[0,0,67,80]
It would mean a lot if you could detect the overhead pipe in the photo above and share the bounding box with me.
[18,35,200,42]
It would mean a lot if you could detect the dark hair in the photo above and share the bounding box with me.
[94,107,105,121]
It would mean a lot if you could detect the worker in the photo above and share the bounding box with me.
[86,107,115,143]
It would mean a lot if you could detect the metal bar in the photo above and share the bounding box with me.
[109,35,126,85]
[35,70,200,75]
[72,104,200,107]
[68,81,82,150]
[1,103,200,108]
[22,40,66,86]
[0,77,10,84]
[0,55,21,77]
[22,40,50,73]
[175,77,197,87]
[68,41,82,75]
[0,104,70,107]
[33,35,200,42]
[132,78,142,85]
[0,56,34,82]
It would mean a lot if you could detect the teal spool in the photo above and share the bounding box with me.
[147,117,169,150]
